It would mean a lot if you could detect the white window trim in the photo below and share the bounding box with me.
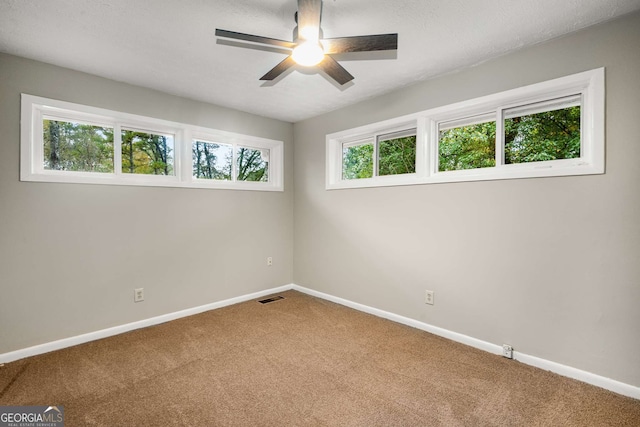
[326,68,604,190]
[21,94,284,191]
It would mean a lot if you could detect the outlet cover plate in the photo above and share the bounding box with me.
[425,290,434,305]
[502,344,513,359]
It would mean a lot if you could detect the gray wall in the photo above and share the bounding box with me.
[0,54,294,354]
[293,12,640,387]
[2,12,639,388]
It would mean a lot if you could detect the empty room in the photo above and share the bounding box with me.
[1,0,639,425]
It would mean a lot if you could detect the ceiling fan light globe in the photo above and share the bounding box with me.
[292,42,324,66]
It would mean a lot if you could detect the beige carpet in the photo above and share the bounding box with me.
[1,290,639,426]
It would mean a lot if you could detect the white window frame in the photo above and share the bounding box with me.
[326,68,604,190]
[21,94,284,191]
[189,130,279,189]
[328,121,426,189]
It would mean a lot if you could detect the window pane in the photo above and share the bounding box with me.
[438,120,496,171]
[237,147,269,182]
[192,140,232,180]
[121,129,174,175]
[43,119,114,172]
[342,143,373,179]
[504,101,581,164]
[378,133,416,176]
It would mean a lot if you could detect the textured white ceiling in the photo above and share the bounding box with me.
[1,0,639,122]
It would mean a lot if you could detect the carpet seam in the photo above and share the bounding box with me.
[0,363,30,400]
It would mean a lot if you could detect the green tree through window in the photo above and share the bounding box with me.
[439,122,496,172]
[505,106,580,164]
[237,147,269,182]
[342,143,374,179]
[43,119,114,172]
[121,130,174,175]
[379,135,416,176]
[192,141,232,180]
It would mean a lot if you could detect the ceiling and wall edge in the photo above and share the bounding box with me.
[1,9,639,397]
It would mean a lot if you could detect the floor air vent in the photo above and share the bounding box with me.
[258,296,284,304]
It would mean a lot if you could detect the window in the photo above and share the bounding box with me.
[237,146,269,182]
[438,114,496,172]
[121,128,174,176]
[326,68,604,189]
[503,95,581,165]
[378,129,417,176]
[43,118,114,173]
[192,140,232,181]
[342,140,374,180]
[21,95,284,191]
[339,127,418,184]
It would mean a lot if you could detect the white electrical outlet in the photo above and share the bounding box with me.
[134,288,144,303]
[267,257,273,266]
[425,290,434,305]
[502,344,513,359]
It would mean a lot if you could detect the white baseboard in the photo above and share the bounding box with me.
[2,283,638,400]
[290,284,640,400]
[291,285,503,355]
[0,285,292,364]
[513,352,640,400]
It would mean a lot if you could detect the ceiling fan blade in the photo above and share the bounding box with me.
[216,29,295,49]
[317,56,354,85]
[297,0,322,39]
[260,56,297,81]
[321,34,398,54]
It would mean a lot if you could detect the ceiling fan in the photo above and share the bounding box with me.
[215,0,398,86]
